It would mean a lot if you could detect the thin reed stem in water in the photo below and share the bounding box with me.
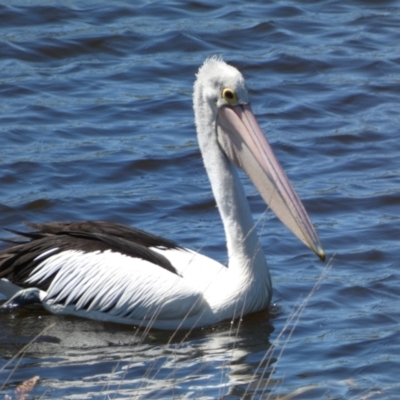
[1,323,55,392]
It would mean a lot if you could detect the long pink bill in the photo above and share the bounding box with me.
[217,103,325,260]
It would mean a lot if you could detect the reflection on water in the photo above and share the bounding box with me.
[1,307,275,399]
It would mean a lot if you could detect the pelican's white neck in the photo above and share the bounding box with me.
[193,64,271,295]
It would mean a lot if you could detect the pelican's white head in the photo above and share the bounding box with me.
[194,56,249,114]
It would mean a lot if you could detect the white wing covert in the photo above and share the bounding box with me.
[28,249,206,322]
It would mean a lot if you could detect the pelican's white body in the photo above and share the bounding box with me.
[0,57,323,330]
[6,242,270,329]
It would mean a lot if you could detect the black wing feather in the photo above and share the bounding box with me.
[0,221,183,291]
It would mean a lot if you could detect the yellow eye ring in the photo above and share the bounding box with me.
[222,88,238,104]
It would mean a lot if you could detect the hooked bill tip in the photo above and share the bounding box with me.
[316,246,326,262]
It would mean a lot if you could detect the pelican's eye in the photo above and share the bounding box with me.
[222,88,238,105]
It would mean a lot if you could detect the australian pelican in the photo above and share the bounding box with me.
[0,58,324,330]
